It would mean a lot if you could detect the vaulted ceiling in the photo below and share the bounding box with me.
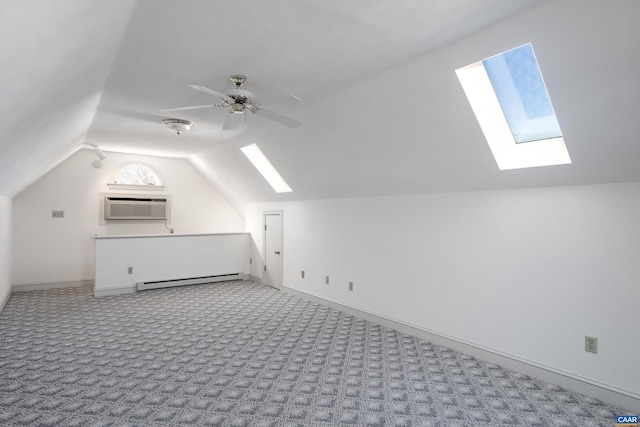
[2,0,639,212]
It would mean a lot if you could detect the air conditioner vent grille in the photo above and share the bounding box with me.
[104,197,168,220]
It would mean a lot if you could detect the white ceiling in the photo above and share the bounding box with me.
[2,0,639,211]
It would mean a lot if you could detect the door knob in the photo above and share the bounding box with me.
[275,251,280,255]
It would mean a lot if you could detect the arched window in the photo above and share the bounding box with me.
[109,163,164,189]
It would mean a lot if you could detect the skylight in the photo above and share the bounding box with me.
[241,143,292,193]
[456,43,570,170]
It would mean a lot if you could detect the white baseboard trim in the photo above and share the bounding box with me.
[94,285,137,297]
[283,286,640,413]
[0,289,11,314]
[13,279,94,293]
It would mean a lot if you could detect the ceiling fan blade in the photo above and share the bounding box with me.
[222,112,245,131]
[254,108,301,128]
[253,94,302,105]
[161,104,217,112]
[188,85,230,101]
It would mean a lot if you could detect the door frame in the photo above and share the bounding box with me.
[263,210,283,289]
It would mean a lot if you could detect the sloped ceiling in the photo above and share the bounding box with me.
[0,0,136,197]
[2,0,640,210]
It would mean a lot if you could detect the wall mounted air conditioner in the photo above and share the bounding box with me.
[104,197,167,220]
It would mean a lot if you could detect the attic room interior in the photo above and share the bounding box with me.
[1,0,639,425]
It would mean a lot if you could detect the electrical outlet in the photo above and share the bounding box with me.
[325,276,330,285]
[349,281,354,291]
[585,335,598,354]
[301,270,305,279]
[52,210,64,218]
[127,267,133,274]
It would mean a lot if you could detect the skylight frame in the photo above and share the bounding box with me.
[456,43,571,170]
[241,143,292,193]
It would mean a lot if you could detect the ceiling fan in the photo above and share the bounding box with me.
[162,75,302,130]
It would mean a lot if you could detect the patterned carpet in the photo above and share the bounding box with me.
[0,281,625,426]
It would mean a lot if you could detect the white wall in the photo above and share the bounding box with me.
[246,182,640,399]
[12,149,244,286]
[95,233,249,295]
[0,195,11,309]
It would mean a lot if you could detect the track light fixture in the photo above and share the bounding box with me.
[84,144,106,168]
[94,146,106,160]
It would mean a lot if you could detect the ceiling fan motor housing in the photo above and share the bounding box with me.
[226,89,255,113]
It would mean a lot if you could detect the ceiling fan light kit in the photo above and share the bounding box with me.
[162,118,195,135]
[229,74,246,88]
[162,74,302,130]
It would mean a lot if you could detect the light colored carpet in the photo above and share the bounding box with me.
[0,281,624,426]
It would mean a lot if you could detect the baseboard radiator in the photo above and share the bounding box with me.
[137,273,243,291]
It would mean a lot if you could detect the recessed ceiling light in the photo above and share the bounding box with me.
[241,143,292,193]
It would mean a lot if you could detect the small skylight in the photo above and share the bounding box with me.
[241,143,292,193]
[456,43,570,170]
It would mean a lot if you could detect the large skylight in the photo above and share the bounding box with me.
[241,143,292,193]
[456,43,571,170]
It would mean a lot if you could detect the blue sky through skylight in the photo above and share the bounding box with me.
[482,44,562,143]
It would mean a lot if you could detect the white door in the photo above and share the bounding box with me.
[264,212,283,288]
